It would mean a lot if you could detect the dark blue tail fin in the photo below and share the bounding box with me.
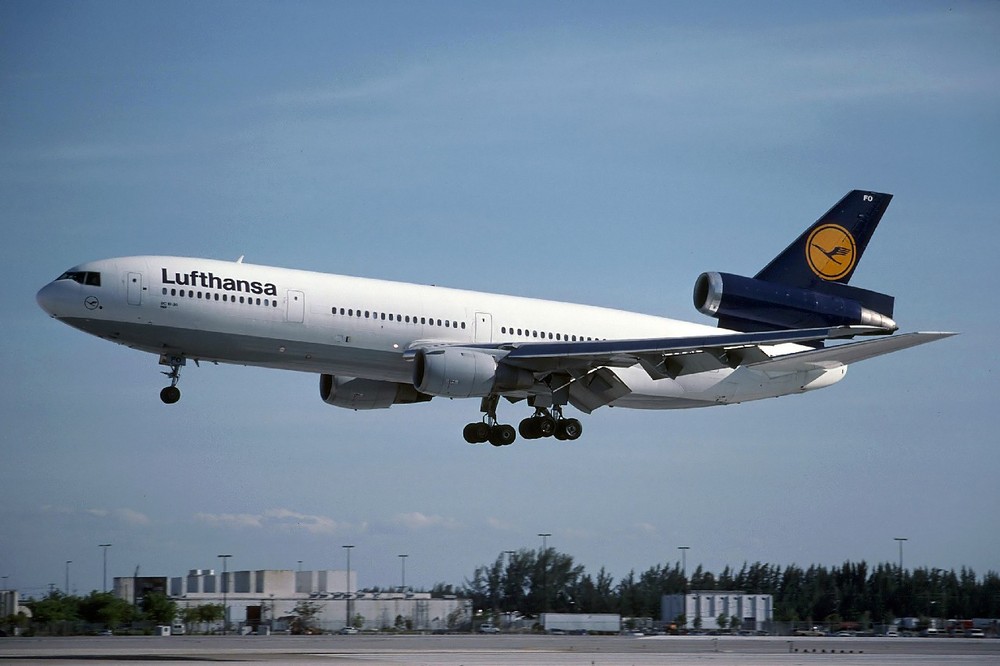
[755,190,892,289]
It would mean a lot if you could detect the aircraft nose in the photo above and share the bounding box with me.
[36,281,64,317]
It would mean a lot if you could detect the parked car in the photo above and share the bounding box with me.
[478,623,499,634]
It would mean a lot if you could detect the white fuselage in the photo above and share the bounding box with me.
[36,256,846,410]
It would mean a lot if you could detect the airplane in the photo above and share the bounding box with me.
[37,190,953,446]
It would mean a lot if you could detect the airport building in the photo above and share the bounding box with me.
[661,591,773,631]
[114,569,469,633]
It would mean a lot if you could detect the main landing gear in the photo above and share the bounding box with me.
[463,398,582,446]
[158,355,185,404]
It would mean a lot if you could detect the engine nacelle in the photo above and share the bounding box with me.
[413,347,535,398]
[693,271,897,331]
[320,374,432,410]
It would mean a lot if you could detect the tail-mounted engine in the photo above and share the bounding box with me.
[693,271,897,332]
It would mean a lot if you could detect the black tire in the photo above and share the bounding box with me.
[464,422,490,443]
[561,418,582,440]
[489,424,516,446]
[536,415,556,437]
[160,386,181,404]
[519,418,539,440]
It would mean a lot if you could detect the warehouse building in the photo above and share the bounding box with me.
[661,591,773,632]
[114,568,468,633]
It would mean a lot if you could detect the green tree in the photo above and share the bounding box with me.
[716,613,729,631]
[196,603,224,628]
[28,591,80,634]
[78,591,133,629]
[291,600,321,634]
[142,592,177,626]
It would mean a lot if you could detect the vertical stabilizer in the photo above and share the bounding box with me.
[754,190,892,289]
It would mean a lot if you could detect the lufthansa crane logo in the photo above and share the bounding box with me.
[806,224,857,281]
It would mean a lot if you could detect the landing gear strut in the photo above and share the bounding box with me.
[158,355,185,404]
[519,406,582,441]
[464,399,583,446]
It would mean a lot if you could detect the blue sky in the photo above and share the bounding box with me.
[2,1,998,597]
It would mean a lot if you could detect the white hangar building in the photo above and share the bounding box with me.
[115,568,468,633]
[661,591,773,631]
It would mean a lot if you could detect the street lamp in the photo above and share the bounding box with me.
[218,554,232,635]
[343,545,355,629]
[398,554,408,592]
[678,546,690,592]
[65,561,72,595]
[894,538,907,582]
[99,544,112,593]
[538,533,551,614]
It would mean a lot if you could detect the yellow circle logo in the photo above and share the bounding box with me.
[806,224,856,281]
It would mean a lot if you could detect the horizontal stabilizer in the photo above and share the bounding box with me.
[747,332,956,373]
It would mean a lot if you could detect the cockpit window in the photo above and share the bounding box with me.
[57,271,102,287]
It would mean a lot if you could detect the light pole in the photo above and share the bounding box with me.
[538,533,551,614]
[65,561,72,594]
[398,554,408,592]
[894,537,907,582]
[343,545,354,629]
[218,554,232,635]
[678,546,690,591]
[99,544,112,593]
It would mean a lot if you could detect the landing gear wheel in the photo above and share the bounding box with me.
[556,418,582,441]
[160,386,181,404]
[519,418,540,440]
[535,415,556,437]
[488,424,516,447]
[463,422,490,444]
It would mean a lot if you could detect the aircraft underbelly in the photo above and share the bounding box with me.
[60,317,412,382]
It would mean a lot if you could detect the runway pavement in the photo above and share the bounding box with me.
[2,634,998,665]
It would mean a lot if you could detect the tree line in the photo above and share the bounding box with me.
[4,591,223,636]
[448,548,1000,624]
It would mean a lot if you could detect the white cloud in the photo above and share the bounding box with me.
[392,512,459,530]
[194,512,264,529]
[115,508,151,526]
[193,508,342,534]
[43,505,149,526]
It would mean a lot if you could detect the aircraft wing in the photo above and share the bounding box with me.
[407,327,953,414]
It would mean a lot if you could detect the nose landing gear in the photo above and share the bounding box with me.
[158,355,185,404]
